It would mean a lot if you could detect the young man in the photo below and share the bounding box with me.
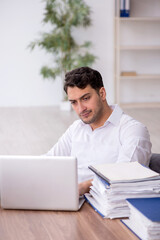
[46,67,152,195]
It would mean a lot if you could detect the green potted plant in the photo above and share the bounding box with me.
[29,0,96,110]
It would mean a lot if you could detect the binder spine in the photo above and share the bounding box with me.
[84,195,105,218]
[120,0,130,17]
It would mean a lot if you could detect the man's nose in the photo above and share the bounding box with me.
[77,102,86,113]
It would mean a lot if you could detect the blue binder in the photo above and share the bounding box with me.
[84,194,105,218]
[126,197,160,222]
[120,0,130,17]
[121,198,160,240]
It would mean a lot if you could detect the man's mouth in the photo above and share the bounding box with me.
[80,110,92,118]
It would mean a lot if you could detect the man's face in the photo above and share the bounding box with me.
[67,85,106,127]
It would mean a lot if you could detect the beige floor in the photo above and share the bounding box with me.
[0,106,159,155]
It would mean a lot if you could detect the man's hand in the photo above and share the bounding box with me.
[78,179,92,196]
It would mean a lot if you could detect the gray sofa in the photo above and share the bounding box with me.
[149,153,160,173]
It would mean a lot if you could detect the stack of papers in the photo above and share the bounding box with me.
[85,162,160,219]
[122,198,160,240]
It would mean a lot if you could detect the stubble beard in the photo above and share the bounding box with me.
[79,102,104,125]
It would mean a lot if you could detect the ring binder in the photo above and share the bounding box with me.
[120,0,130,17]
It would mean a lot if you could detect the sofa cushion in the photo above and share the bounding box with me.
[149,153,160,173]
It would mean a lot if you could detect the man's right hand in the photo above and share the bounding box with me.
[78,179,92,196]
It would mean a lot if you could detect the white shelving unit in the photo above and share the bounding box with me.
[115,0,160,107]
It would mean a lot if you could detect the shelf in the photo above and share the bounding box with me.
[119,46,160,50]
[116,17,160,22]
[120,102,160,109]
[114,0,160,105]
[120,74,160,80]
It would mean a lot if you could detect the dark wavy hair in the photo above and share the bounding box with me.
[64,67,104,94]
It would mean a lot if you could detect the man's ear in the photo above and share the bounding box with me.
[99,87,106,100]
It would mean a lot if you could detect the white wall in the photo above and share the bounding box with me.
[84,0,115,104]
[0,0,115,107]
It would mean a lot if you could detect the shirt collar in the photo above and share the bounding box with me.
[105,104,123,126]
[79,104,123,129]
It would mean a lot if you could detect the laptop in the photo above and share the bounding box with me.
[0,155,84,210]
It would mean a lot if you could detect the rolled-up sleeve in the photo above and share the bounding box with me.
[117,121,152,166]
[45,120,80,157]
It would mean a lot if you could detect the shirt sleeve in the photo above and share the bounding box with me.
[45,120,80,156]
[45,127,72,156]
[117,121,152,166]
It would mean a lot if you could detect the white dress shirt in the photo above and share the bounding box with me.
[46,105,152,183]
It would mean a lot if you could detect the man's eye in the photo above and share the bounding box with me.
[71,101,76,105]
[83,96,90,101]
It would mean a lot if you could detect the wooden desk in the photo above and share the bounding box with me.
[0,202,137,240]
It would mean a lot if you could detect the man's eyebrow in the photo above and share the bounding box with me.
[69,93,90,102]
[80,93,90,100]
